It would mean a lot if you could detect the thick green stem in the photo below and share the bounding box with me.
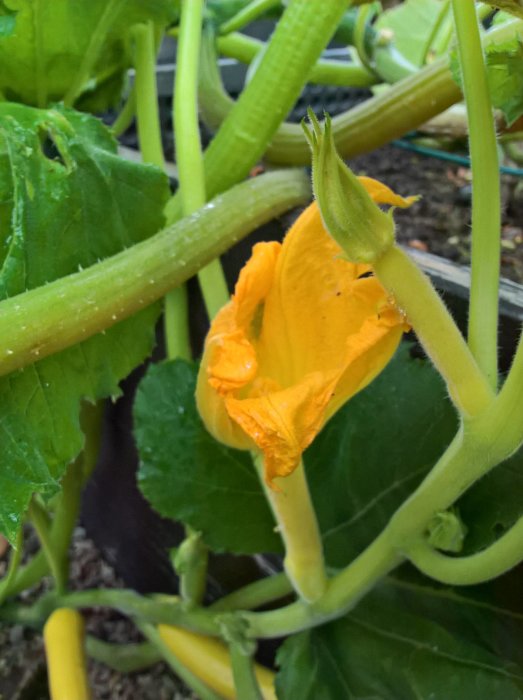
[172,0,228,332]
[137,622,223,700]
[200,49,460,165]
[209,573,292,612]
[1,551,48,599]
[86,636,161,673]
[166,0,349,222]
[254,455,327,603]
[200,18,523,166]
[111,87,136,137]
[53,402,104,584]
[27,499,66,594]
[229,641,263,700]
[132,18,194,357]
[244,532,400,638]
[132,21,165,169]
[216,32,378,87]
[173,529,208,608]
[406,514,523,585]
[165,287,192,360]
[219,0,280,35]
[373,245,494,417]
[0,528,23,606]
[0,169,310,377]
[55,589,221,634]
[452,0,500,388]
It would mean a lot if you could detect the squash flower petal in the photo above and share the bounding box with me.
[196,177,412,485]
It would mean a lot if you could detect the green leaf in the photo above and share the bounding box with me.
[134,348,459,558]
[456,442,523,552]
[375,0,447,67]
[134,359,281,555]
[276,580,523,699]
[305,346,458,568]
[0,0,176,107]
[0,3,16,38]
[0,103,169,540]
[485,38,523,126]
[485,1,523,19]
[451,35,523,126]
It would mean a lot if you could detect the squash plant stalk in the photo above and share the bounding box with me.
[165,0,350,223]
[373,245,494,417]
[254,455,327,604]
[452,0,501,389]
[214,32,379,87]
[174,0,229,321]
[219,0,280,36]
[406,514,523,585]
[111,86,136,137]
[209,572,292,612]
[199,18,523,166]
[229,639,265,700]
[132,19,192,361]
[0,170,311,377]
[86,637,161,673]
[132,21,165,170]
[27,499,67,595]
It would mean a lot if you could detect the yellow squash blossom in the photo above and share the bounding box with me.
[197,177,414,486]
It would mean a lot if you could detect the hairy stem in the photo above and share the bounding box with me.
[254,455,327,604]
[229,640,264,700]
[406,513,523,585]
[452,0,500,388]
[0,529,23,606]
[209,573,292,612]
[199,18,523,166]
[216,32,378,87]
[373,245,494,417]
[132,21,165,169]
[174,0,229,321]
[86,636,161,673]
[0,170,310,377]
[166,0,349,222]
[28,499,66,594]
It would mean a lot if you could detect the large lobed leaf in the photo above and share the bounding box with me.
[451,28,523,127]
[0,0,176,108]
[135,346,523,561]
[0,103,169,540]
[134,359,282,555]
[275,579,523,699]
[306,345,458,568]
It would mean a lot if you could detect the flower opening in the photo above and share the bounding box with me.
[196,177,413,486]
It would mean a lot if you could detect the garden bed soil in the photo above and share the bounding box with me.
[352,144,523,284]
[0,529,195,700]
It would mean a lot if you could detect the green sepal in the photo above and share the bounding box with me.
[426,509,468,553]
[302,109,395,263]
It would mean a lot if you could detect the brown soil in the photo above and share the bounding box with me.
[0,529,194,700]
[351,143,523,283]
